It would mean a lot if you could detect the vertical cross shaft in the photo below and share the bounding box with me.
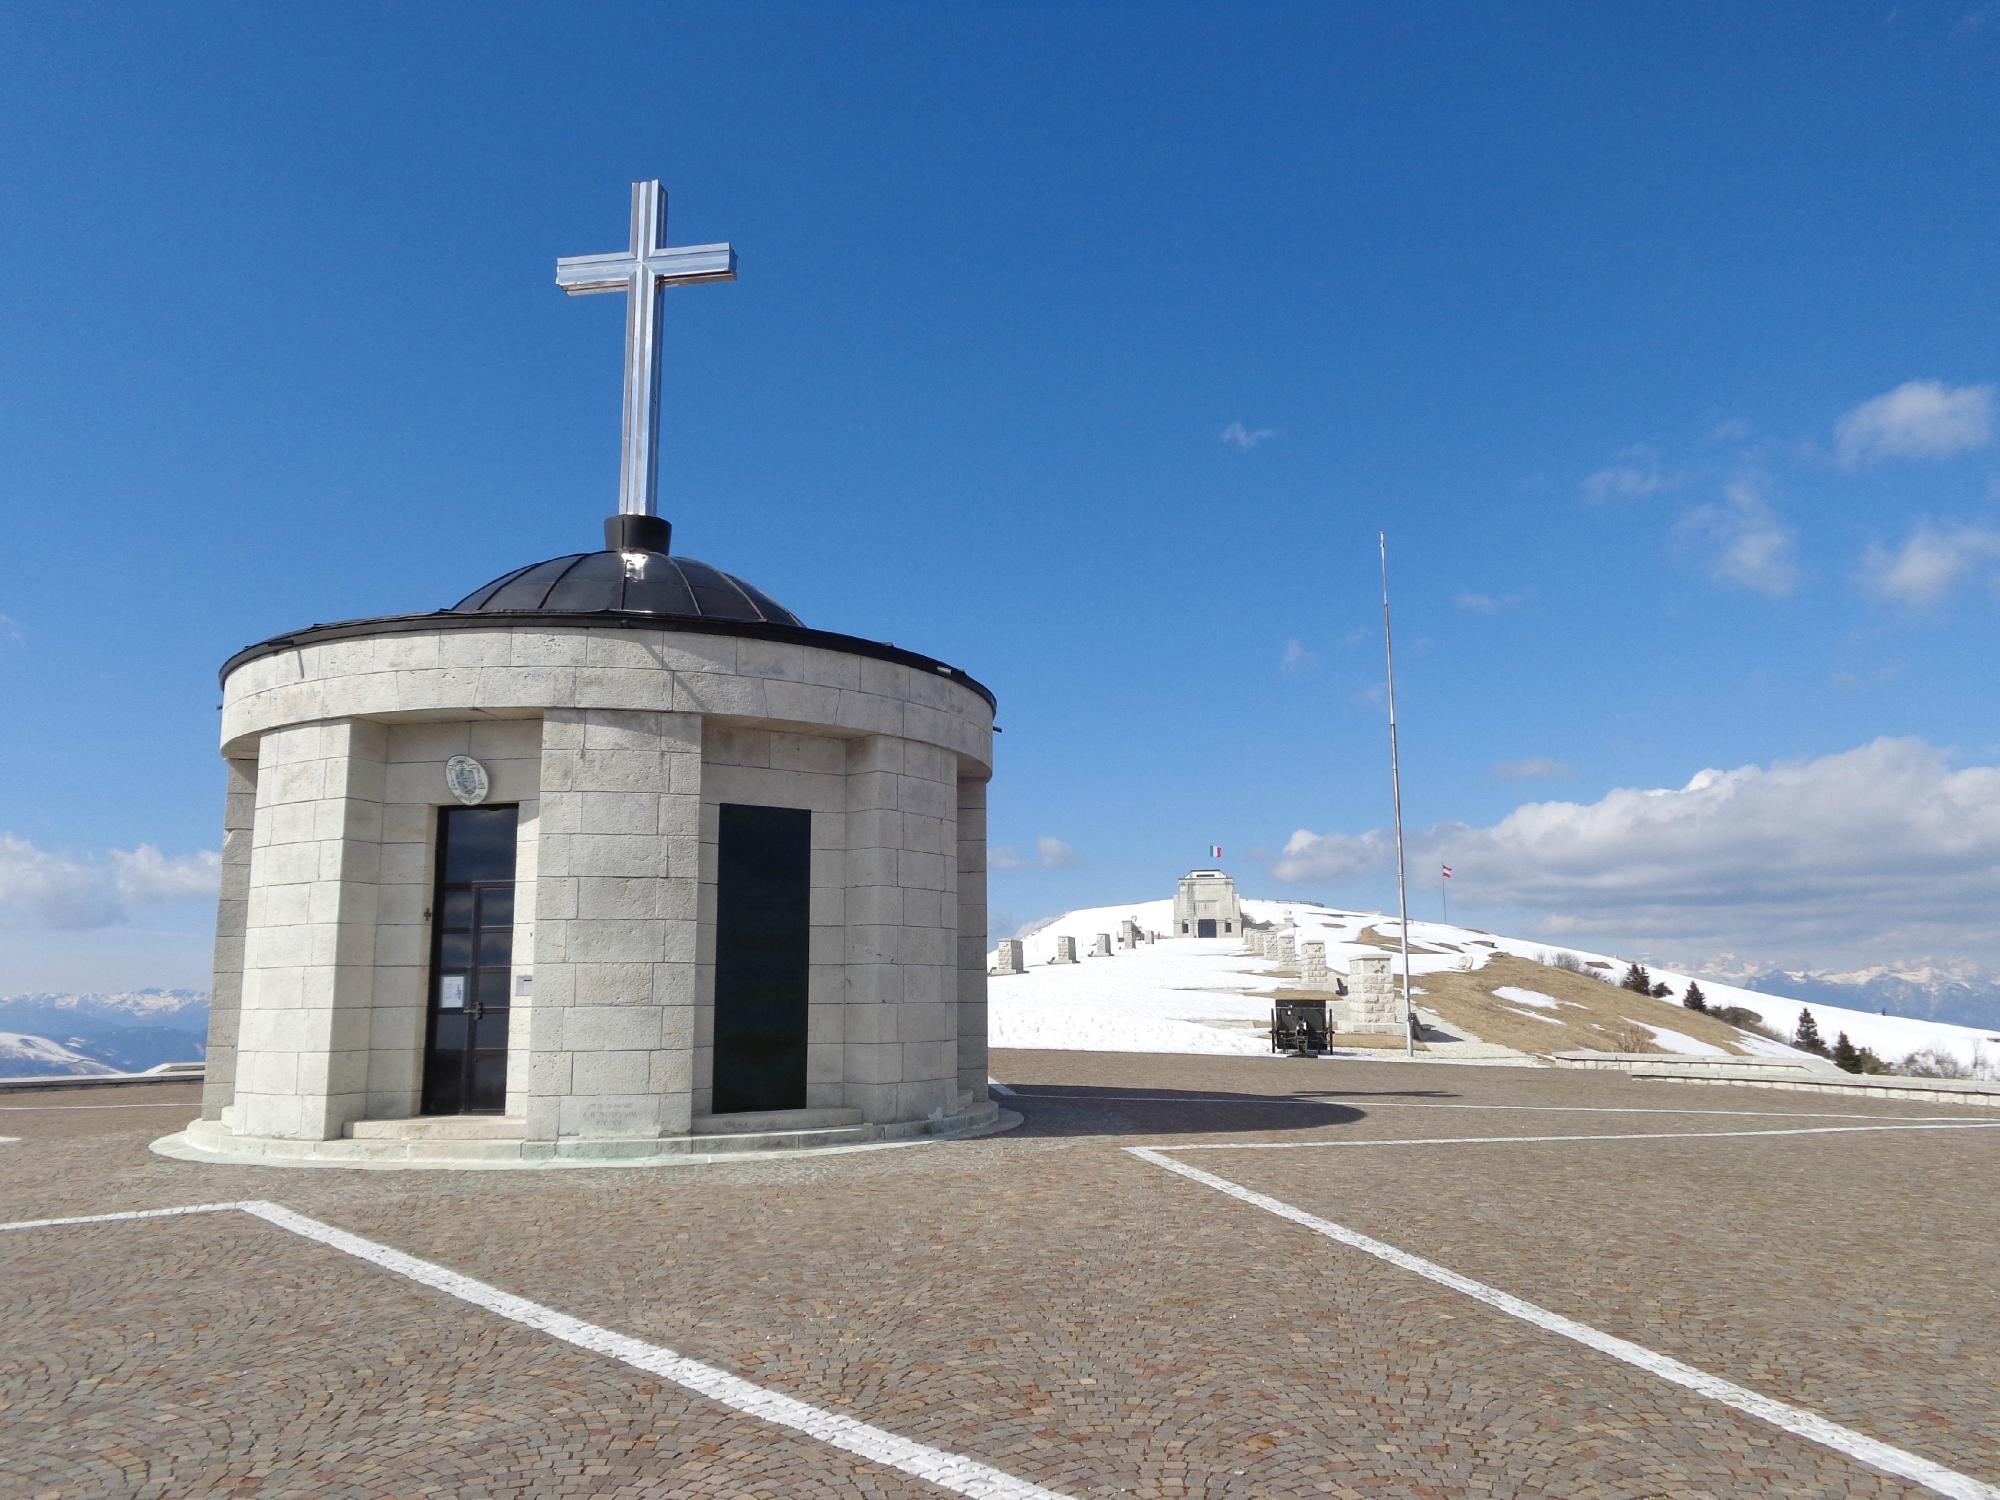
[556,181,736,519]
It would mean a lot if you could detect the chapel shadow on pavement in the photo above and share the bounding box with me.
[996,1083,1408,1139]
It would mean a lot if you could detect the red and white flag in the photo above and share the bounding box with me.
[1441,864,1453,879]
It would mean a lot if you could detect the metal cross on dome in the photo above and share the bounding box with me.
[556,180,736,520]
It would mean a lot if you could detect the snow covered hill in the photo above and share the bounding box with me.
[0,990,208,1076]
[991,898,2000,1074]
[0,1032,117,1077]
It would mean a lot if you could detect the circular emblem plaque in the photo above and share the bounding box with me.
[444,755,490,806]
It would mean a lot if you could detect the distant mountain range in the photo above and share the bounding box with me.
[1689,960,2000,1035]
[0,989,209,1077]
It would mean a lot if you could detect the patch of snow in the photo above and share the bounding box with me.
[1501,1007,1566,1026]
[1631,1022,1730,1057]
[990,1009,1270,1056]
[1735,1032,1806,1060]
[1493,986,1564,1010]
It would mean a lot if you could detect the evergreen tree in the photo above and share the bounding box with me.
[1650,981,1672,998]
[1792,1006,1828,1056]
[1683,982,1709,1013]
[1621,962,1653,994]
[1832,1031,1862,1073]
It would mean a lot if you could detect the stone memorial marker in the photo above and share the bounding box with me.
[1053,935,1080,964]
[994,939,1025,975]
[1301,940,1330,990]
[1346,953,1405,1034]
[1091,932,1113,957]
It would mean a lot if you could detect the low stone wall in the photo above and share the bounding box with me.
[1548,1052,1833,1076]
[0,1069,204,1095]
[1627,1067,2000,1106]
[1550,1051,2000,1107]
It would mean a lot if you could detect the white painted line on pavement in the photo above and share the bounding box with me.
[1,1197,1074,1498]
[986,1078,1019,1096]
[0,1202,245,1233]
[1164,1121,2000,1151]
[235,1201,1071,1500]
[1130,1146,1999,1500]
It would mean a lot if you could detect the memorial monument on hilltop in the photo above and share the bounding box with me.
[164,182,1005,1166]
[1172,868,1241,938]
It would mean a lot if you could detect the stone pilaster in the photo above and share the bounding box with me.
[842,735,959,1124]
[529,708,701,1145]
[956,775,990,1103]
[200,756,257,1121]
[233,721,384,1140]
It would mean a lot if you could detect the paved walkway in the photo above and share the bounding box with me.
[2,1057,1995,1498]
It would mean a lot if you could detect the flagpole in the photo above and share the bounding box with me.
[1380,531,1415,1057]
[1442,866,1448,927]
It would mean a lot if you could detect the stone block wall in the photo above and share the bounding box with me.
[232,721,385,1140]
[956,775,989,1102]
[530,708,702,1141]
[843,734,961,1125]
[200,756,257,1122]
[212,620,995,1147]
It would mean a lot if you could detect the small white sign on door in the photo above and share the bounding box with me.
[440,975,467,1009]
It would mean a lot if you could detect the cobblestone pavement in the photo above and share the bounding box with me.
[1,1056,1994,1498]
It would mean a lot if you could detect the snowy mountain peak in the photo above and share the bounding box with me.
[1,988,209,1020]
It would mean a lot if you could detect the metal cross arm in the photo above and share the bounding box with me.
[553,242,736,293]
[555,179,736,521]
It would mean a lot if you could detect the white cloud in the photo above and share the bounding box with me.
[112,845,223,902]
[1858,521,2000,607]
[1581,445,1676,502]
[1280,637,1315,672]
[1830,663,1902,692]
[1835,380,1995,464]
[0,834,219,930]
[1674,479,1799,597]
[0,614,22,648]
[1272,738,2000,962]
[991,836,1081,871]
[1494,757,1575,781]
[1454,590,1528,615]
[1220,421,1277,450]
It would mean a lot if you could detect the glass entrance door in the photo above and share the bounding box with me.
[423,805,518,1115]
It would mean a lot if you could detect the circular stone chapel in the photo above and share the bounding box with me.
[165,182,1002,1165]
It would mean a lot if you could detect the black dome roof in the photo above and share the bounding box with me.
[452,549,802,627]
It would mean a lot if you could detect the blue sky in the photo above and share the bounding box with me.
[3,2,1998,990]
